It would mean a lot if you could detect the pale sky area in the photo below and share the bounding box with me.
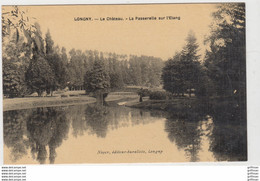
[5,4,217,60]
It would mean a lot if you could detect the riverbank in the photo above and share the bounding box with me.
[125,96,245,118]
[125,97,209,112]
[3,93,138,111]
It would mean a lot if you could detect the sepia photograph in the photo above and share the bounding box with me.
[2,3,247,164]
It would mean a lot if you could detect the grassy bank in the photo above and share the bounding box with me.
[125,97,208,112]
[125,96,244,121]
[3,92,138,111]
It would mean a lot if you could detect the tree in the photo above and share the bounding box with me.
[162,32,202,97]
[25,56,55,96]
[162,52,185,96]
[148,58,164,87]
[129,56,142,85]
[46,53,68,93]
[108,53,124,90]
[2,7,39,98]
[194,66,215,98]
[3,61,27,98]
[180,31,201,97]
[45,30,54,55]
[67,49,86,90]
[84,59,110,105]
[45,31,68,94]
[2,6,37,44]
[109,72,124,90]
[61,47,68,65]
[120,59,131,85]
[2,34,31,97]
[204,3,245,100]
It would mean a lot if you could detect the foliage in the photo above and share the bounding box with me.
[2,6,37,43]
[46,53,68,90]
[194,67,215,97]
[162,32,202,97]
[2,35,31,97]
[45,30,68,91]
[3,7,164,98]
[162,53,186,95]
[67,49,87,90]
[25,56,55,96]
[204,3,246,100]
[2,4,246,102]
[45,30,54,54]
[149,91,172,100]
[137,88,150,97]
[109,72,124,90]
[180,32,201,96]
[3,61,28,97]
[84,59,110,94]
[2,6,35,98]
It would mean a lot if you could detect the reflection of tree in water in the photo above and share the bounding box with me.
[84,104,109,138]
[70,103,163,138]
[26,107,70,164]
[4,110,31,162]
[48,108,70,164]
[69,105,88,137]
[165,111,207,162]
[208,102,247,161]
[69,104,110,138]
[27,108,54,164]
[164,100,247,162]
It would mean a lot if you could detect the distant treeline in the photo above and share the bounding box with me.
[2,7,163,97]
[67,50,163,91]
[2,4,246,105]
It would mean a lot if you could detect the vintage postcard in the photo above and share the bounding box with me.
[2,3,247,164]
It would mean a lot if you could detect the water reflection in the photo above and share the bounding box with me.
[4,109,31,162]
[84,105,109,138]
[164,102,247,162]
[3,101,247,164]
[26,107,70,164]
[4,107,70,164]
[165,111,207,162]
[69,104,162,138]
[208,102,247,161]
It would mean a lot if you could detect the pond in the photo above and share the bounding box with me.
[3,101,247,164]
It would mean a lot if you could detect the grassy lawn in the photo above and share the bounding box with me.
[3,91,138,111]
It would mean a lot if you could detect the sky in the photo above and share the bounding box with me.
[4,4,217,60]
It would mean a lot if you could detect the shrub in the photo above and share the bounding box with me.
[137,88,150,97]
[149,91,172,100]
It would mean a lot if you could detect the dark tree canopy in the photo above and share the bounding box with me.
[84,59,110,104]
[162,32,202,97]
[84,59,110,93]
[25,56,55,96]
[45,30,54,55]
[162,53,185,95]
[204,3,246,99]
